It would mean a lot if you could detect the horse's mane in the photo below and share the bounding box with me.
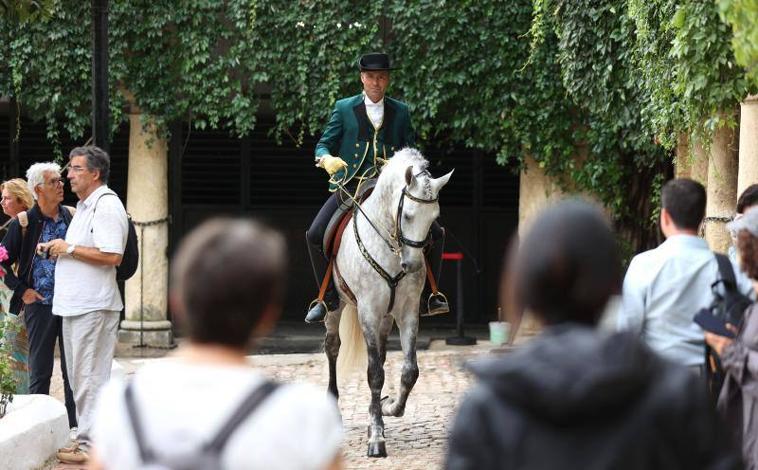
[375,148,431,198]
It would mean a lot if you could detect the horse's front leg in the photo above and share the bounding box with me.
[381,308,419,418]
[324,307,343,399]
[363,316,391,458]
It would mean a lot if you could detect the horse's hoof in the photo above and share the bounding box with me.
[367,440,387,458]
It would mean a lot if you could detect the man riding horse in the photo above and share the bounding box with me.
[305,52,449,323]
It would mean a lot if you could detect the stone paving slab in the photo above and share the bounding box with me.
[48,340,502,470]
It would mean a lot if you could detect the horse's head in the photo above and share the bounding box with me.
[394,164,453,273]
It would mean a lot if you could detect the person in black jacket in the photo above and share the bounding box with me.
[1,162,76,428]
[445,199,740,470]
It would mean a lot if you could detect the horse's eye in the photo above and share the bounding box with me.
[403,214,412,221]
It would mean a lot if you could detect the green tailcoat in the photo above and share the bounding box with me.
[315,93,415,191]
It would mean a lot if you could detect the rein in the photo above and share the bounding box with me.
[337,173,438,313]
[334,179,400,255]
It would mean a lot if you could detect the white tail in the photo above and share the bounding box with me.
[337,304,367,378]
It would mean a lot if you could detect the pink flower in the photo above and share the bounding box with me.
[0,245,8,264]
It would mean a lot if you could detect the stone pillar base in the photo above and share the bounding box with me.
[118,320,173,347]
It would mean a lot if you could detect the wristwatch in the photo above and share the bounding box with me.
[66,244,76,256]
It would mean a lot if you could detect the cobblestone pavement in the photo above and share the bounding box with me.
[49,340,501,470]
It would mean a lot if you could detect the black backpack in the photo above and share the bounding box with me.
[124,380,280,470]
[94,193,139,281]
[703,254,754,404]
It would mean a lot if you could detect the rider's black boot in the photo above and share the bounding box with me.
[420,228,450,317]
[305,235,339,323]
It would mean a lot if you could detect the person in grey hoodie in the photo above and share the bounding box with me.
[445,199,739,470]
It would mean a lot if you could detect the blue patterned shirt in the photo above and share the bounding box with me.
[32,212,68,305]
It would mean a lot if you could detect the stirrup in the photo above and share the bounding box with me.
[305,298,328,323]
[422,292,449,317]
[308,298,327,312]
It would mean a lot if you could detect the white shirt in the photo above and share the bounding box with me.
[53,185,128,317]
[92,361,343,470]
[364,93,384,129]
[617,235,755,366]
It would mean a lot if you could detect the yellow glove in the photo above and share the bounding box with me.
[318,155,348,176]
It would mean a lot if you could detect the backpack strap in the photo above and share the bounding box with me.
[124,381,157,464]
[204,380,280,453]
[714,253,737,289]
[93,192,118,210]
[123,379,280,464]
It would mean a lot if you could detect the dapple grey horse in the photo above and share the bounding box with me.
[323,148,452,458]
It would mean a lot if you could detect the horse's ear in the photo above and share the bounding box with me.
[405,166,415,186]
[432,169,454,191]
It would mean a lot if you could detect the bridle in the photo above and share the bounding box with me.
[335,171,438,255]
[334,171,438,313]
[391,185,438,249]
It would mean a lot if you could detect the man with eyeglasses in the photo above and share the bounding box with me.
[39,146,128,465]
[0,162,77,429]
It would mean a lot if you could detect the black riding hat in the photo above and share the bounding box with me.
[358,53,396,71]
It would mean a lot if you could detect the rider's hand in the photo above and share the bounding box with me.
[22,288,44,305]
[318,155,348,176]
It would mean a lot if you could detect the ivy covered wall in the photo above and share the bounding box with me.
[0,0,755,253]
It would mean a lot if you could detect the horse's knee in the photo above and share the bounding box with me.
[401,363,419,387]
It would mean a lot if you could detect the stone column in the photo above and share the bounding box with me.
[674,133,708,184]
[738,95,758,196]
[518,156,565,237]
[704,119,739,253]
[118,109,173,347]
[513,156,567,341]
